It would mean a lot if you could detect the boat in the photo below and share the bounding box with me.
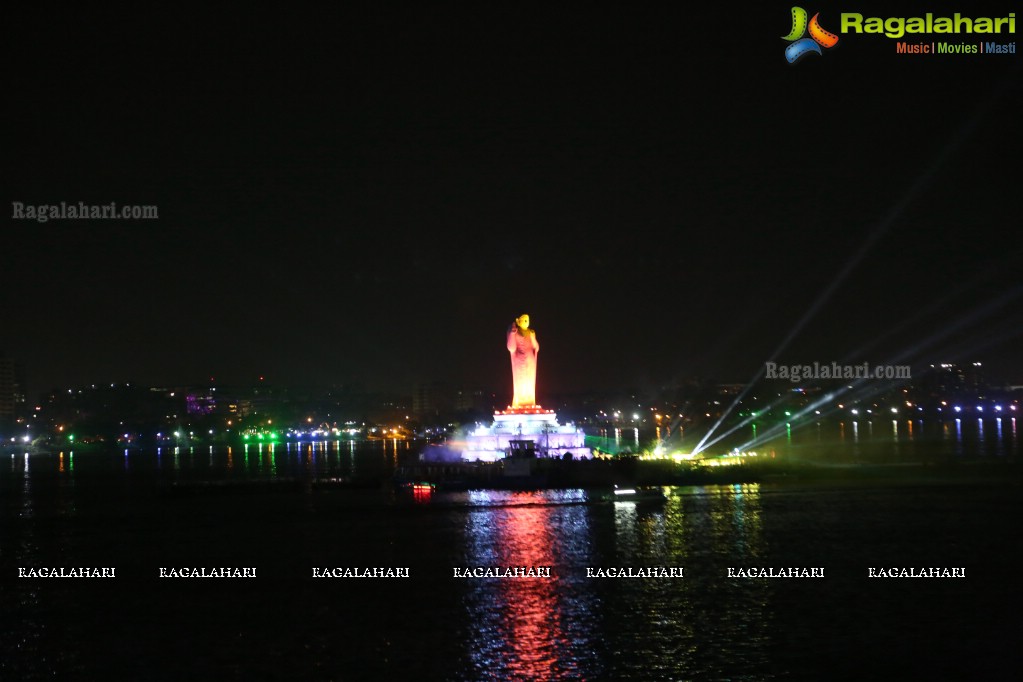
[1,440,55,455]
[607,485,667,503]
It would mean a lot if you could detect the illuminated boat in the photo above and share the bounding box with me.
[396,481,436,501]
[396,480,436,492]
[608,485,666,503]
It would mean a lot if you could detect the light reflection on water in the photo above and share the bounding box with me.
[757,416,1019,463]
[452,486,778,680]
[24,439,418,482]
[8,451,46,676]
[461,490,596,680]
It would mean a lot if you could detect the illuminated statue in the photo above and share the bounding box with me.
[420,312,589,463]
[506,314,539,408]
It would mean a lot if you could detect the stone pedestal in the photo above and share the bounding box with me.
[460,406,590,462]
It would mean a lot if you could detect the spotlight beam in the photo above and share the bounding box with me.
[735,288,1023,452]
[696,81,1010,454]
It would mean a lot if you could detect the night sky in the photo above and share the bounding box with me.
[5,3,1021,399]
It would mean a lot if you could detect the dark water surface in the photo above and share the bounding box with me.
[2,441,1018,680]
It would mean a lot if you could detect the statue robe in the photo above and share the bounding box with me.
[507,326,539,407]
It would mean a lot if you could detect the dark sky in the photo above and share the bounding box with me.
[4,3,1021,398]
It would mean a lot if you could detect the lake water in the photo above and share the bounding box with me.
[1,435,1018,680]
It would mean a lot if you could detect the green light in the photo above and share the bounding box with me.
[784,411,792,417]
[68,434,75,442]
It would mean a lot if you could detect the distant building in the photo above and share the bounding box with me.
[185,392,216,415]
[414,382,491,420]
[922,362,986,397]
[0,355,28,422]
[716,383,745,396]
[414,382,454,419]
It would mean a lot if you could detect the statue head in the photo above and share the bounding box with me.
[515,314,530,330]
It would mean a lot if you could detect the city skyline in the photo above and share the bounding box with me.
[11,359,1019,439]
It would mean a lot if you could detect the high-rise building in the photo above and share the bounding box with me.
[922,362,986,397]
[0,355,28,422]
[414,382,492,419]
[413,381,453,419]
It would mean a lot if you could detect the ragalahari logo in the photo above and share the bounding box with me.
[782,7,839,63]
